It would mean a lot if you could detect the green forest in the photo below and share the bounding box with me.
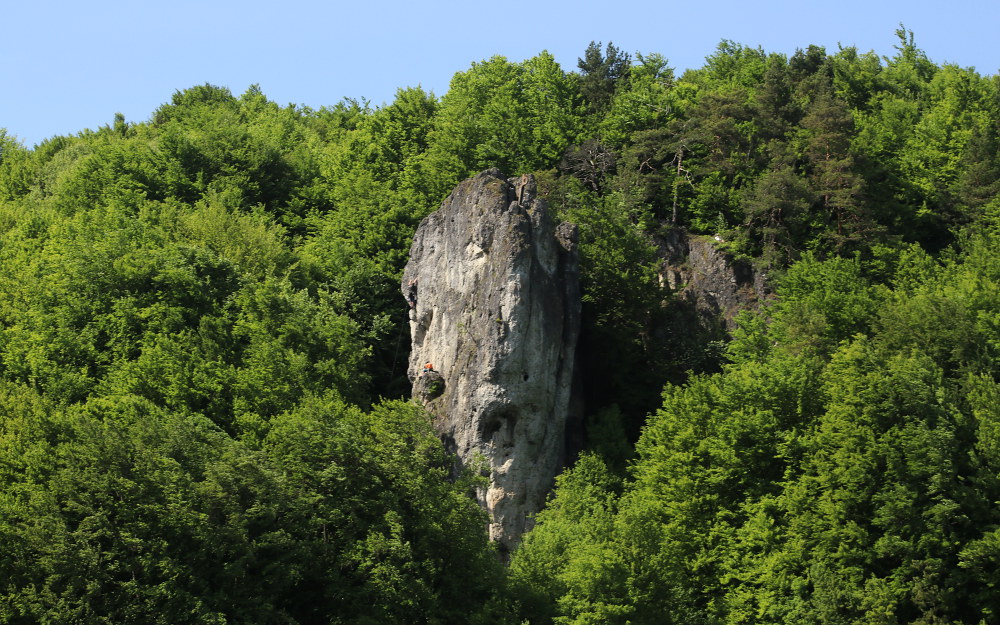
[2,28,999,623]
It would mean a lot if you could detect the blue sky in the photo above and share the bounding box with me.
[3,0,998,147]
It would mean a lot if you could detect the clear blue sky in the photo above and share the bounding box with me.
[3,0,997,147]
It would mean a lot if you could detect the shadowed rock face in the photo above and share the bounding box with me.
[657,229,771,331]
[402,169,580,557]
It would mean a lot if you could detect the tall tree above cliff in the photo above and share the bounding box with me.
[577,41,632,113]
[420,53,584,198]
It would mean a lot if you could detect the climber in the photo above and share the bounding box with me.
[423,362,435,375]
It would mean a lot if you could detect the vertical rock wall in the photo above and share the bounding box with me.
[657,229,771,330]
[402,169,580,557]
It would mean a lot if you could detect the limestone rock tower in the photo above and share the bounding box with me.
[402,169,581,556]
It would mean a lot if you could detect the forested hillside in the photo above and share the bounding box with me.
[1,28,998,623]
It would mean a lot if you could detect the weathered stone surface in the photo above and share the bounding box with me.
[656,229,770,330]
[413,369,445,403]
[402,169,580,557]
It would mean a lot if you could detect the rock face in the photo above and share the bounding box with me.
[656,229,770,330]
[402,169,580,557]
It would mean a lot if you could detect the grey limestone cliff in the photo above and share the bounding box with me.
[402,169,580,557]
[657,229,770,330]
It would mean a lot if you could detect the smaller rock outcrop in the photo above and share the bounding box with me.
[413,369,445,403]
[402,169,581,557]
[656,229,770,330]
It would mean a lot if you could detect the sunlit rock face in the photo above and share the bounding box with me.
[402,169,580,557]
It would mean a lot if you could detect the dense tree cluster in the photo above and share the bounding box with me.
[1,29,998,622]
[511,240,1000,623]
[0,84,511,622]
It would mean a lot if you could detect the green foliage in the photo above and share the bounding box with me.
[703,41,771,87]
[588,30,998,263]
[0,129,33,200]
[420,52,584,196]
[767,252,882,353]
[0,82,528,622]
[509,454,624,623]
[2,29,1000,624]
[548,180,671,437]
[577,41,632,113]
[0,390,507,623]
[515,237,1000,624]
[599,53,675,146]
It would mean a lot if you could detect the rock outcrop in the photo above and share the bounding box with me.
[656,229,770,330]
[402,169,580,557]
